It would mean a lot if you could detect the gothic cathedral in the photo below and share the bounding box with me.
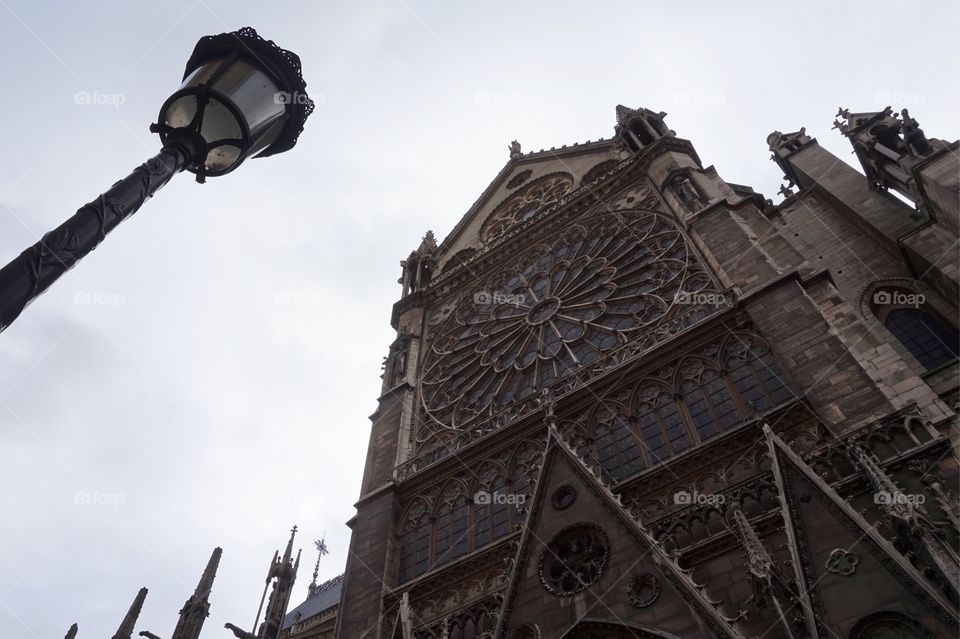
[334,105,960,639]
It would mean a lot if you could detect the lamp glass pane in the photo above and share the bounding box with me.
[181,57,228,89]
[247,118,286,158]
[208,59,285,136]
[199,98,242,143]
[205,145,242,172]
[162,95,197,129]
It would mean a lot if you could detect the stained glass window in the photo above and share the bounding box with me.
[885,308,959,370]
[420,211,720,451]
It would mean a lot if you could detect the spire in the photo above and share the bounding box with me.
[763,424,960,631]
[63,623,78,639]
[227,527,302,639]
[168,547,222,639]
[851,445,960,601]
[308,536,329,598]
[111,587,148,639]
[832,105,948,203]
[731,508,805,638]
[279,525,297,568]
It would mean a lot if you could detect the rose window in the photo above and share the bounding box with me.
[481,173,574,241]
[419,211,719,438]
[539,524,610,596]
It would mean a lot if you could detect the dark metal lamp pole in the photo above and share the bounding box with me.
[0,27,313,333]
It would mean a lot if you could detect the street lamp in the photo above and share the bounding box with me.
[0,27,313,333]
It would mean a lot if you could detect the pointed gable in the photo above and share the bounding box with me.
[765,426,959,638]
[495,427,745,639]
[435,141,623,275]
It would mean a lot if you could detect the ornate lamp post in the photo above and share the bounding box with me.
[0,27,313,333]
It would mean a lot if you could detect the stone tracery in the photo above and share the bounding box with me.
[480,172,574,242]
[419,210,720,452]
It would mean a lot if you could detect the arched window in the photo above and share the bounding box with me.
[678,359,740,441]
[849,610,929,639]
[435,489,469,567]
[480,173,574,241]
[635,384,690,463]
[884,307,959,370]
[581,159,618,186]
[398,507,431,582]
[723,336,794,412]
[593,403,646,481]
[474,474,509,549]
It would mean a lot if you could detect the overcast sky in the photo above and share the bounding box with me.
[0,1,957,638]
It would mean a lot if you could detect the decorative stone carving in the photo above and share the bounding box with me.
[627,573,660,608]
[480,173,574,241]
[382,330,412,387]
[400,231,438,296]
[825,548,860,576]
[420,210,718,439]
[538,523,610,596]
[506,169,532,190]
[671,174,703,212]
[551,485,577,511]
[901,108,933,156]
[510,623,540,639]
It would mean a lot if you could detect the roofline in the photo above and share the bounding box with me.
[436,138,618,253]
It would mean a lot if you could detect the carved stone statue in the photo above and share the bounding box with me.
[901,108,932,156]
[673,175,703,211]
[508,140,522,159]
[224,623,258,639]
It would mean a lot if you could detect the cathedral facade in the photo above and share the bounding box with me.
[334,105,960,638]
